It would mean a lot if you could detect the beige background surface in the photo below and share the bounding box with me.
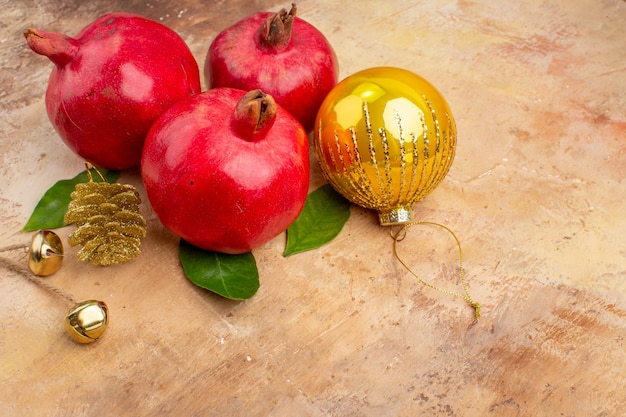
[1,0,625,416]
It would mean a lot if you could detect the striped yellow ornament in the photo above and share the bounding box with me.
[313,67,456,226]
[314,69,482,320]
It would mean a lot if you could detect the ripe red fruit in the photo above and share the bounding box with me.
[25,13,201,170]
[205,4,338,132]
[141,88,310,254]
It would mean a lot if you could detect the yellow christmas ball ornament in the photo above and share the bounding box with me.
[314,67,457,225]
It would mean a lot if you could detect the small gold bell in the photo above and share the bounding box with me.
[28,230,64,276]
[64,300,109,344]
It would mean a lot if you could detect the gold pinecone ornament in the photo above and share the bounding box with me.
[64,165,147,266]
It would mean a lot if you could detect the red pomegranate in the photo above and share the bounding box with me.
[141,88,310,254]
[25,13,201,170]
[205,4,338,132]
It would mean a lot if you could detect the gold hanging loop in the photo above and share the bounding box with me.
[391,221,481,320]
[85,161,106,183]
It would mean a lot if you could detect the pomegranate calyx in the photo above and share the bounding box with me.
[258,3,297,52]
[233,89,278,137]
[24,28,79,67]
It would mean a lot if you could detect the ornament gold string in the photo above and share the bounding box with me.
[391,222,481,320]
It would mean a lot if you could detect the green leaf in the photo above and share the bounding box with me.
[284,183,351,257]
[22,167,119,232]
[179,239,260,300]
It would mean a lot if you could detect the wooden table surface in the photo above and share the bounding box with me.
[1,0,625,415]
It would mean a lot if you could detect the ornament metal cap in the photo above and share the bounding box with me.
[28,230,64,276]
[378,206,414,226]
[64,300,109,343]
